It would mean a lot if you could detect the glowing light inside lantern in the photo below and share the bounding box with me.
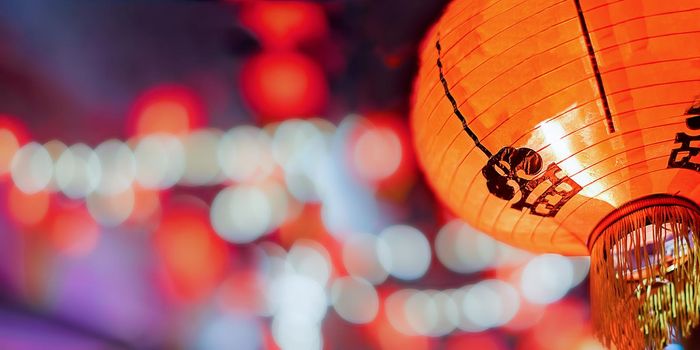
[539,117,616,206]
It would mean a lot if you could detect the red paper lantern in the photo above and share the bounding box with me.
[411,1,700,348]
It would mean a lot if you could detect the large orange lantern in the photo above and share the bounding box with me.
[411,1,700,349]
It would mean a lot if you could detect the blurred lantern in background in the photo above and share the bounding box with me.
[411,0,700,348]
[240,1,328,50]
[153,197,229,302]
[240,53,328,123]
[128,84,205,137]
[239,1,330,125]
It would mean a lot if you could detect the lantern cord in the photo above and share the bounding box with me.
[435,37,493,158]
[590,199,700,350]
[573,0,615,134]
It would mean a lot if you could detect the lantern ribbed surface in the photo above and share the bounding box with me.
[412,1,700,348]
[411,0,700,255]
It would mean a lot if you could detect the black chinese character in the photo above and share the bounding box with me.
[482,147,543,201]
[482,147,582,217]
[511,163,583,217]
[667,102,700,172]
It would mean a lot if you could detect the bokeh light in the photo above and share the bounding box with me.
[43,140,68,192]
[2,114,601,348]
[154,200,229,301]
[268,273,326,350]
[94,140,135,195]
[240,1,328,49]
[529,299,591,350]
[217,126,275,184]
[352,124,402,182]
[520,254,574,305]
[428,291,460,336]
[0,116,28,178]
[0,129,20,178]
[342,232,389,285]
[277,203,325,247]
[385,289,418,335]
[404,290,438,335]
[436,219,534,274]
[86,188,135,227]
[11,142,53,194]
[240,53,328,122]
[55,143,101,198]
[503,298,546,332]
[377,225,431,281]
[271,119,330,202]
[272,314,323,350]
[346,114,415,194]
[181,129,223,186]
[7,185,50,227]
[435,219,498,273]
[126,186,162,226]
[133,133,186,189]
[211,185,273,244]
[462,280,520,331]
[130,84,203,136]
[50,206,100,257]
[375,314,431,350]
[570,256,591,287]
[286,240,332,286]
[330,277,378,324]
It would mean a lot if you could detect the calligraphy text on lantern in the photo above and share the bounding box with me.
[436,38,582,218]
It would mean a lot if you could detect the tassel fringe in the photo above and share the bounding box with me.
[590,199,700,350]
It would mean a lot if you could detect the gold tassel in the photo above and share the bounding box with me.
[589,195,700,350]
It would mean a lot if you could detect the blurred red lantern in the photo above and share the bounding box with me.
[128,84,204,136]
[240,52,328,123]
[240,1,328,50]
[153,198,229,302]
[411,0,700,348]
